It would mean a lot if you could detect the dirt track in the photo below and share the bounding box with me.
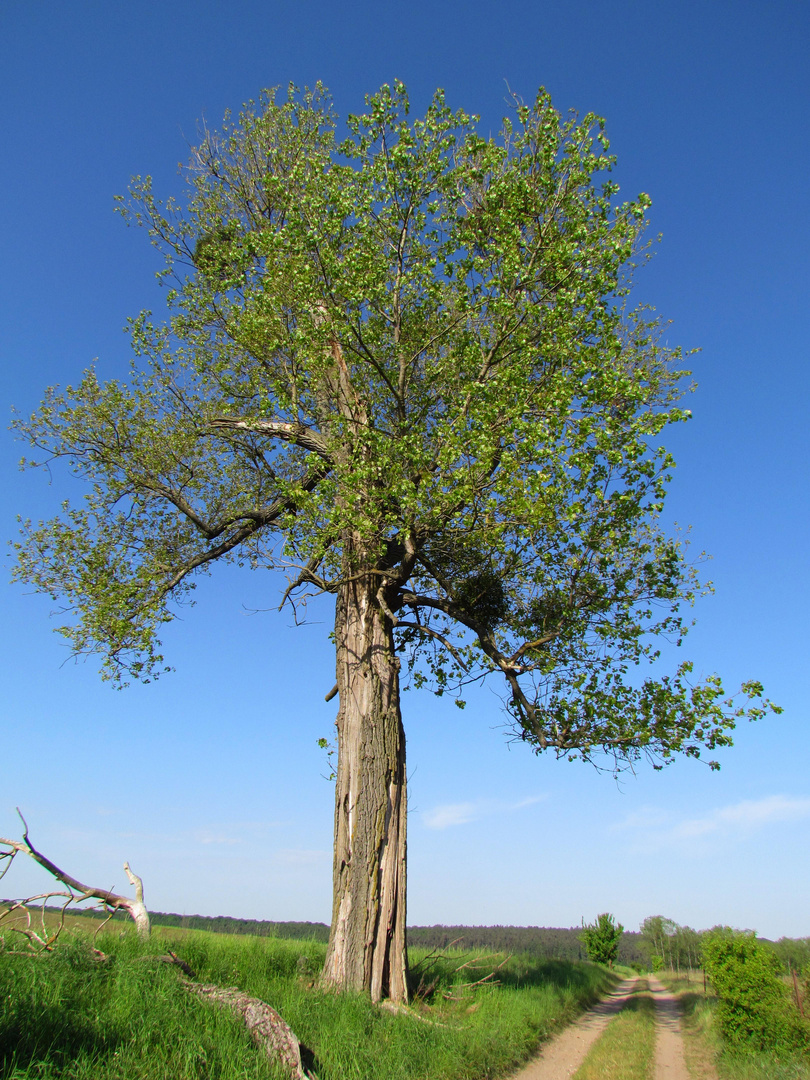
[509,974,691,1080]
[648,975,690,1080]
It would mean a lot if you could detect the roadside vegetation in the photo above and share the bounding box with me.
[0,925,615,1080]
[660,947,810,1080]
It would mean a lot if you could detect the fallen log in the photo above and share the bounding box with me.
[187,982,308,1080]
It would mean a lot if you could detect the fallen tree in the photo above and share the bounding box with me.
[0,823,312,1078]
[0,810,149,943]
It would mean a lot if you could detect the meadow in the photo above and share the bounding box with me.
[0,924,614,1080]
[3,910,809,1080]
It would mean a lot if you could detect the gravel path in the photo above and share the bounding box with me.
[507,977,641,1079]
[507,973,693,1080]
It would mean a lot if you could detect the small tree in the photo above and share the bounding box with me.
[12,83,779,1002]
[580,913,624,966]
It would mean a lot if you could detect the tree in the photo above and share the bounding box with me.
[580,913,624,966]
[12,83,779,1003]
[640,914,678,971]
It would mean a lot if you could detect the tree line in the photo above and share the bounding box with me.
[639,915,810,977]
[45,905,810,977]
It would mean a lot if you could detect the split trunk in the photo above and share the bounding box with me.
[320,572,409,1003]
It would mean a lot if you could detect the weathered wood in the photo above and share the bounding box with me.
[0,811,150,940]
[188,983,307,1079]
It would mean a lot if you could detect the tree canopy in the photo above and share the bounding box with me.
[12,82,778,999]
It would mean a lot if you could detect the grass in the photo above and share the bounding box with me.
[570,978,656,1080]
[0,927,615,1080]
[658,972,810,1080]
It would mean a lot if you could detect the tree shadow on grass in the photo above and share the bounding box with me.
[498,958,618,993]
[0,1004,118,1074]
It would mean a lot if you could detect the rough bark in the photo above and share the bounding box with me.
[321,572,409,1003]
[189,983,307,1079]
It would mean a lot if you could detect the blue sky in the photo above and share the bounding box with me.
[1,1,808,939]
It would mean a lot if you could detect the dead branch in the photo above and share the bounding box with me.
[452,953,492,974]
[410,936,465,978]
[377,1000,447,1026]
[159,949,197,979]
[0,810,150,940]
[410,936,466,1002]
[188,983,310,1079]
[442,953,512,999]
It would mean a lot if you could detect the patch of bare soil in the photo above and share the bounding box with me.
[507,976,640,1079]
[647,975,691,1080]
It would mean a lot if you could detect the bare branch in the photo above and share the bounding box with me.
[209,417,333,463]
[0,813,150,939]
[278,555,326,611]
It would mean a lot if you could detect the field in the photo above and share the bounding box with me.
[3,907,809,1080]
[0,924,615,1080]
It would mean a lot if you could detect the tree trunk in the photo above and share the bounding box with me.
[321,572,409,1003]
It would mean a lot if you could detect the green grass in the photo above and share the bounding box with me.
[0,928,615,1080]
[571,978,656,1080]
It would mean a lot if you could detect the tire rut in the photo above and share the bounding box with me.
[507,973,693,1080]
[507,976,641,1079]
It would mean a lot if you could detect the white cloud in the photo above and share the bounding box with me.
[511,794,549,811]
[717,795,810,827]
[615,794,810,850]
[423,802,478,830]
[422,793,547,830]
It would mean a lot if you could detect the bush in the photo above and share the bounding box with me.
[703,931,810,1055]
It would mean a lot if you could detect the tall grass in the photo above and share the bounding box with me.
[0,928,614,1080]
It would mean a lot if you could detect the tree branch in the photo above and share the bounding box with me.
[160,463,331,595]
[209,417,333,463]
[0,810,150,939]
[395,621,471,674]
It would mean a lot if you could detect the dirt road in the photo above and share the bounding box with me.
[508,977,640,1079]
[648,975,690,1080]
[508,973,692,1080]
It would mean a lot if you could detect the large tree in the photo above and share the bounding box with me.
[12,83,777,1003]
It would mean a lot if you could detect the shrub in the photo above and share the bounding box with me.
[703,931,810,1055]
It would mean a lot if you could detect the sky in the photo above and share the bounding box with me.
[1,0,808,941]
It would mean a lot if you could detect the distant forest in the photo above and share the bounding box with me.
[145,912,648,965]
[49,908,808,974]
